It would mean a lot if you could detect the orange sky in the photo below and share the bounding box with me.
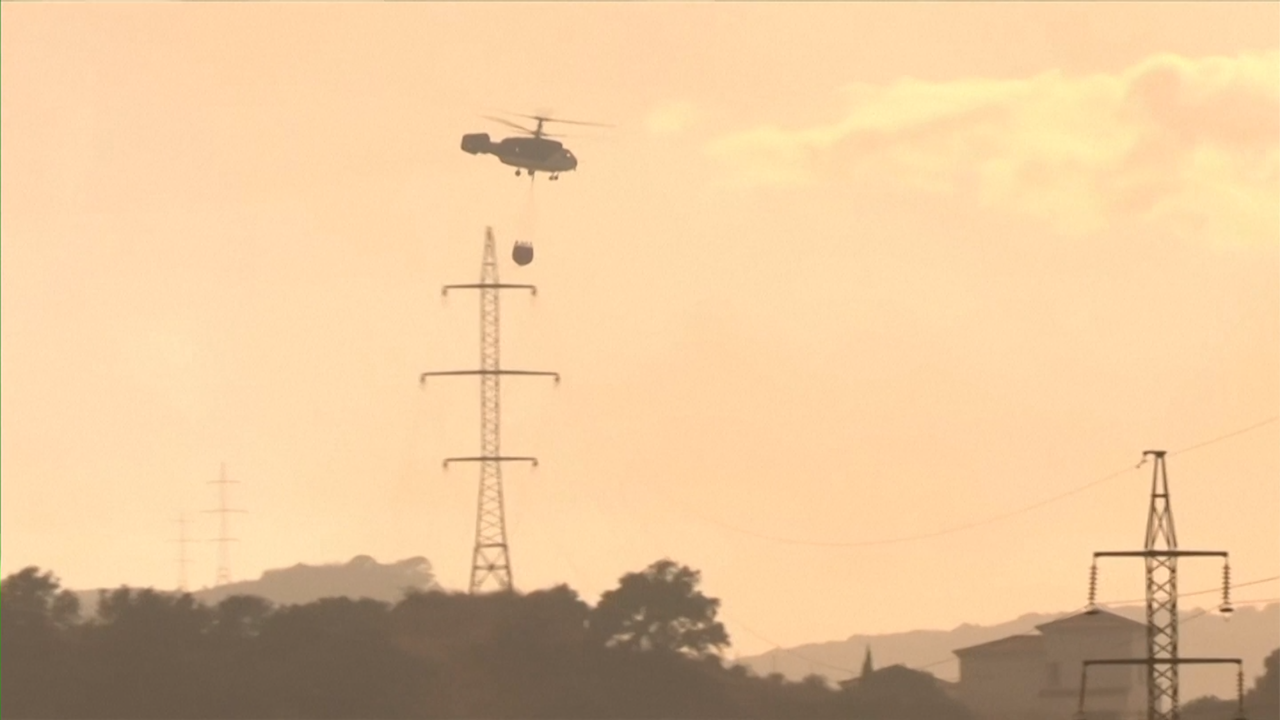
[3,2,1278,662]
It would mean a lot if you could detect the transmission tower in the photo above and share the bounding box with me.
[205,463,246,587]
[171,512,196,592]
[1080,450,1239,720]
[419,227,559,594]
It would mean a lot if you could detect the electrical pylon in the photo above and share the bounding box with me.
[171,513,196,592]
[419,227,559,594]
[1081,450,1238,720]
[205,463,246,587]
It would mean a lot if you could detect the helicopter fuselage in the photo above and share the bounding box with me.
[461,132,577,174]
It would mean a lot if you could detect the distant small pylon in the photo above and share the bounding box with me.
[171,512,195,592]
[205,462,246,587]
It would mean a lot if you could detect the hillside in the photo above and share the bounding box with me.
[75,554,441,613]
[738,602,1279,702]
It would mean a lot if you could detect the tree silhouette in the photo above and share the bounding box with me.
[256,596,421,719]
[846,664,973,720]
[1,567,81,717]
[1182,695,1237,720]
[0,563,994,719]
[1247,648,1280,720]
[588,558,730,658]
[95,588,218,718]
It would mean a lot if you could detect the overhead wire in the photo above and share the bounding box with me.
[493,416,1278,682]
[648,415,1279,548]
[549,462,870,678]
[1167,416,1280,458]
[629,409,1269,676]
[738,590,1280,680]
[575,417,1274,677]
[532,485,1279,684]
[1232,597,1280,605]
[904,584,1280,676]
[520,475,595,594]
[907,607,1214,676]
[1104,575,1280,606]
[725,596,1277,682]
[529,475,862,679]
[717,609,863,678]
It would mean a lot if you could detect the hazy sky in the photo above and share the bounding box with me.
[3,2,1278,663]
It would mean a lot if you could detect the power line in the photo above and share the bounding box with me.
[654,416,1279,548]
[718,608,862,678]
[517,417,1277,684]
[1105,575,1280,607]
[730,591,1280,682]
[556,486,1276,685]
[917,607,1210,674]
[550,464,867,677]
[1167,416,1280,458]
[748,604,1179,679]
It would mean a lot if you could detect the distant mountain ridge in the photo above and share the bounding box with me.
[75,554,441,613]
[737,603,1279,702]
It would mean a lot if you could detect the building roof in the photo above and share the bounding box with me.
[1035,607,1146,633]
[838,664,959,691]
[953,633,1044,657]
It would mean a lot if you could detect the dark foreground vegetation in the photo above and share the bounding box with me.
[3,559,975,719]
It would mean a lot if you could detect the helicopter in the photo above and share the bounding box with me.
[460,112,609,181]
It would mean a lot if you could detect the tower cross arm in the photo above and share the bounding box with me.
[1084,658,1242,667]
[419,369,560,384]
[1092,550,1228,559]
[442,283,538,296]
[443,456,539,469]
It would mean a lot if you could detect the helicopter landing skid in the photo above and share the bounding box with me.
[515,170,559,181]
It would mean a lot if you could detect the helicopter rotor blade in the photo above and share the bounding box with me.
[544,117,614,128]
[504,111,613,129]
[482,115,538,135]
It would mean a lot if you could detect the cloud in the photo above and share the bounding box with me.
[645,100,702,136]
[705,52,1280,240]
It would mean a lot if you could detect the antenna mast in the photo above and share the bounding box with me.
[420,227,559,594]
[1080,451,1240,720]
[205,463,246,587]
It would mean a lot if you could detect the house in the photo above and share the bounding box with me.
[953,608,1147,720]
[838,647,962,701]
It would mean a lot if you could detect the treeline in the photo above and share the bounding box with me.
[1184,648,1280,720]
[2,559,973,719]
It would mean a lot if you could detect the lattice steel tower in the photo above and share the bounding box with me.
[171,513,195,592]
[1083,450,1237,720]
[205,463,245,587]
[420,227,559,594]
